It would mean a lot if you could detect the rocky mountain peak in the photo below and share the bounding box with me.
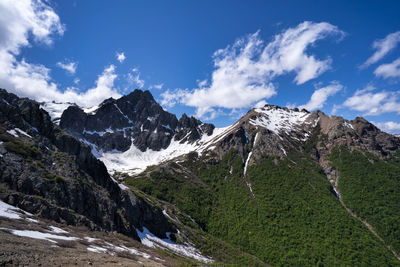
[59,89,215,153]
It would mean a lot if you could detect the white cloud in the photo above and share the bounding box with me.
[116,52,126,63]
[342,86,400,115]
[254,100,268,108]
[160,88,187,108]
[372,121,400,134]
[299,82,343,111]
[0,0,64,54]
[374,57,400,78]
[150,83,163,90]
[161,21,344,119]
[126,68,144,89]
[73,78,80,84]
[0,0,121,108]
[56,61,77,74]
[361,31,400,68]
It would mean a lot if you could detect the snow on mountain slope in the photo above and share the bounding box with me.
[79,104,316,175]
[40,101,74,124]
[40,101,98,124]
[249,105,311,137]
[84,125,236,175]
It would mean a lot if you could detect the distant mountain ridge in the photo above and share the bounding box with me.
[55,89,400,177]
[60,89,214,152]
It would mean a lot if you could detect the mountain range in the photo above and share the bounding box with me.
[1,88,400,266]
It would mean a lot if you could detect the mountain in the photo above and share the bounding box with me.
[0,88,222,265]
[2,88,400,266]
[126,103,400,265]
[58,89,215,174]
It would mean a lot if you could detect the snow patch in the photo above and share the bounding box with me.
[0,200,24,219]
[84,237,99,242]
[2,228,78,243]
[114,104,133,123]
[343,121,354,130]
[109,176,129,191]
[280,146,287,156]
[162,209,180,223]
[48,226,68,234]
[87,245,108,253]
[136,227,212,263]
[87,242,151,259]
[84,105,99,114]
[7,128,32,138]
[118,183,129,190]
[332,186,341,199]
[250,106,310,139]
[40,102,73,124]
[6,129,18,138]
[244,151,253,176]
[26,218,39,223]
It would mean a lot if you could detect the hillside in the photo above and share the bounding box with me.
[1,88,400,266]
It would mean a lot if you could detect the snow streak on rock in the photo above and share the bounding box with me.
[136,227,212,263]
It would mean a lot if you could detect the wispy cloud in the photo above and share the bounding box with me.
[374,57,400,78]
[361,31,400,68]
[126,68,144,89]
[342,85,400,115]
[116,52,126,63]
[56,61,77,74]
[299,82,343,111]
[161,21,344,119]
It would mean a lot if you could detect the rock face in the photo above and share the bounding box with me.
[0,88,174,240]
[200,104,400,187]
[60,89,215,152]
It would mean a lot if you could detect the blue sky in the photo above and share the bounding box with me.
[1,1,400,132]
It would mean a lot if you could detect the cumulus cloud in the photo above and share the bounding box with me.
[116,52,126,63]
[161,21,344,119]
[373,121,400,134]
[0,0,122,108]
[342,85,400,115]
[56,61,77,74]
[299,82,343,111]
[361,31,400,68]
[374,57,400,78]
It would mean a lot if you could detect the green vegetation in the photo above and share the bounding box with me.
[126,148,399,265]
[330,146,400,254]
[44,172,66,183]
[0,132,39,158]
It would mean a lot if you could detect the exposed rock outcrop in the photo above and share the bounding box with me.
[0,88,174,240]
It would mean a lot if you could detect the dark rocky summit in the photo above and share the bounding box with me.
[0,88,174,240]
[60,89,215,152]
